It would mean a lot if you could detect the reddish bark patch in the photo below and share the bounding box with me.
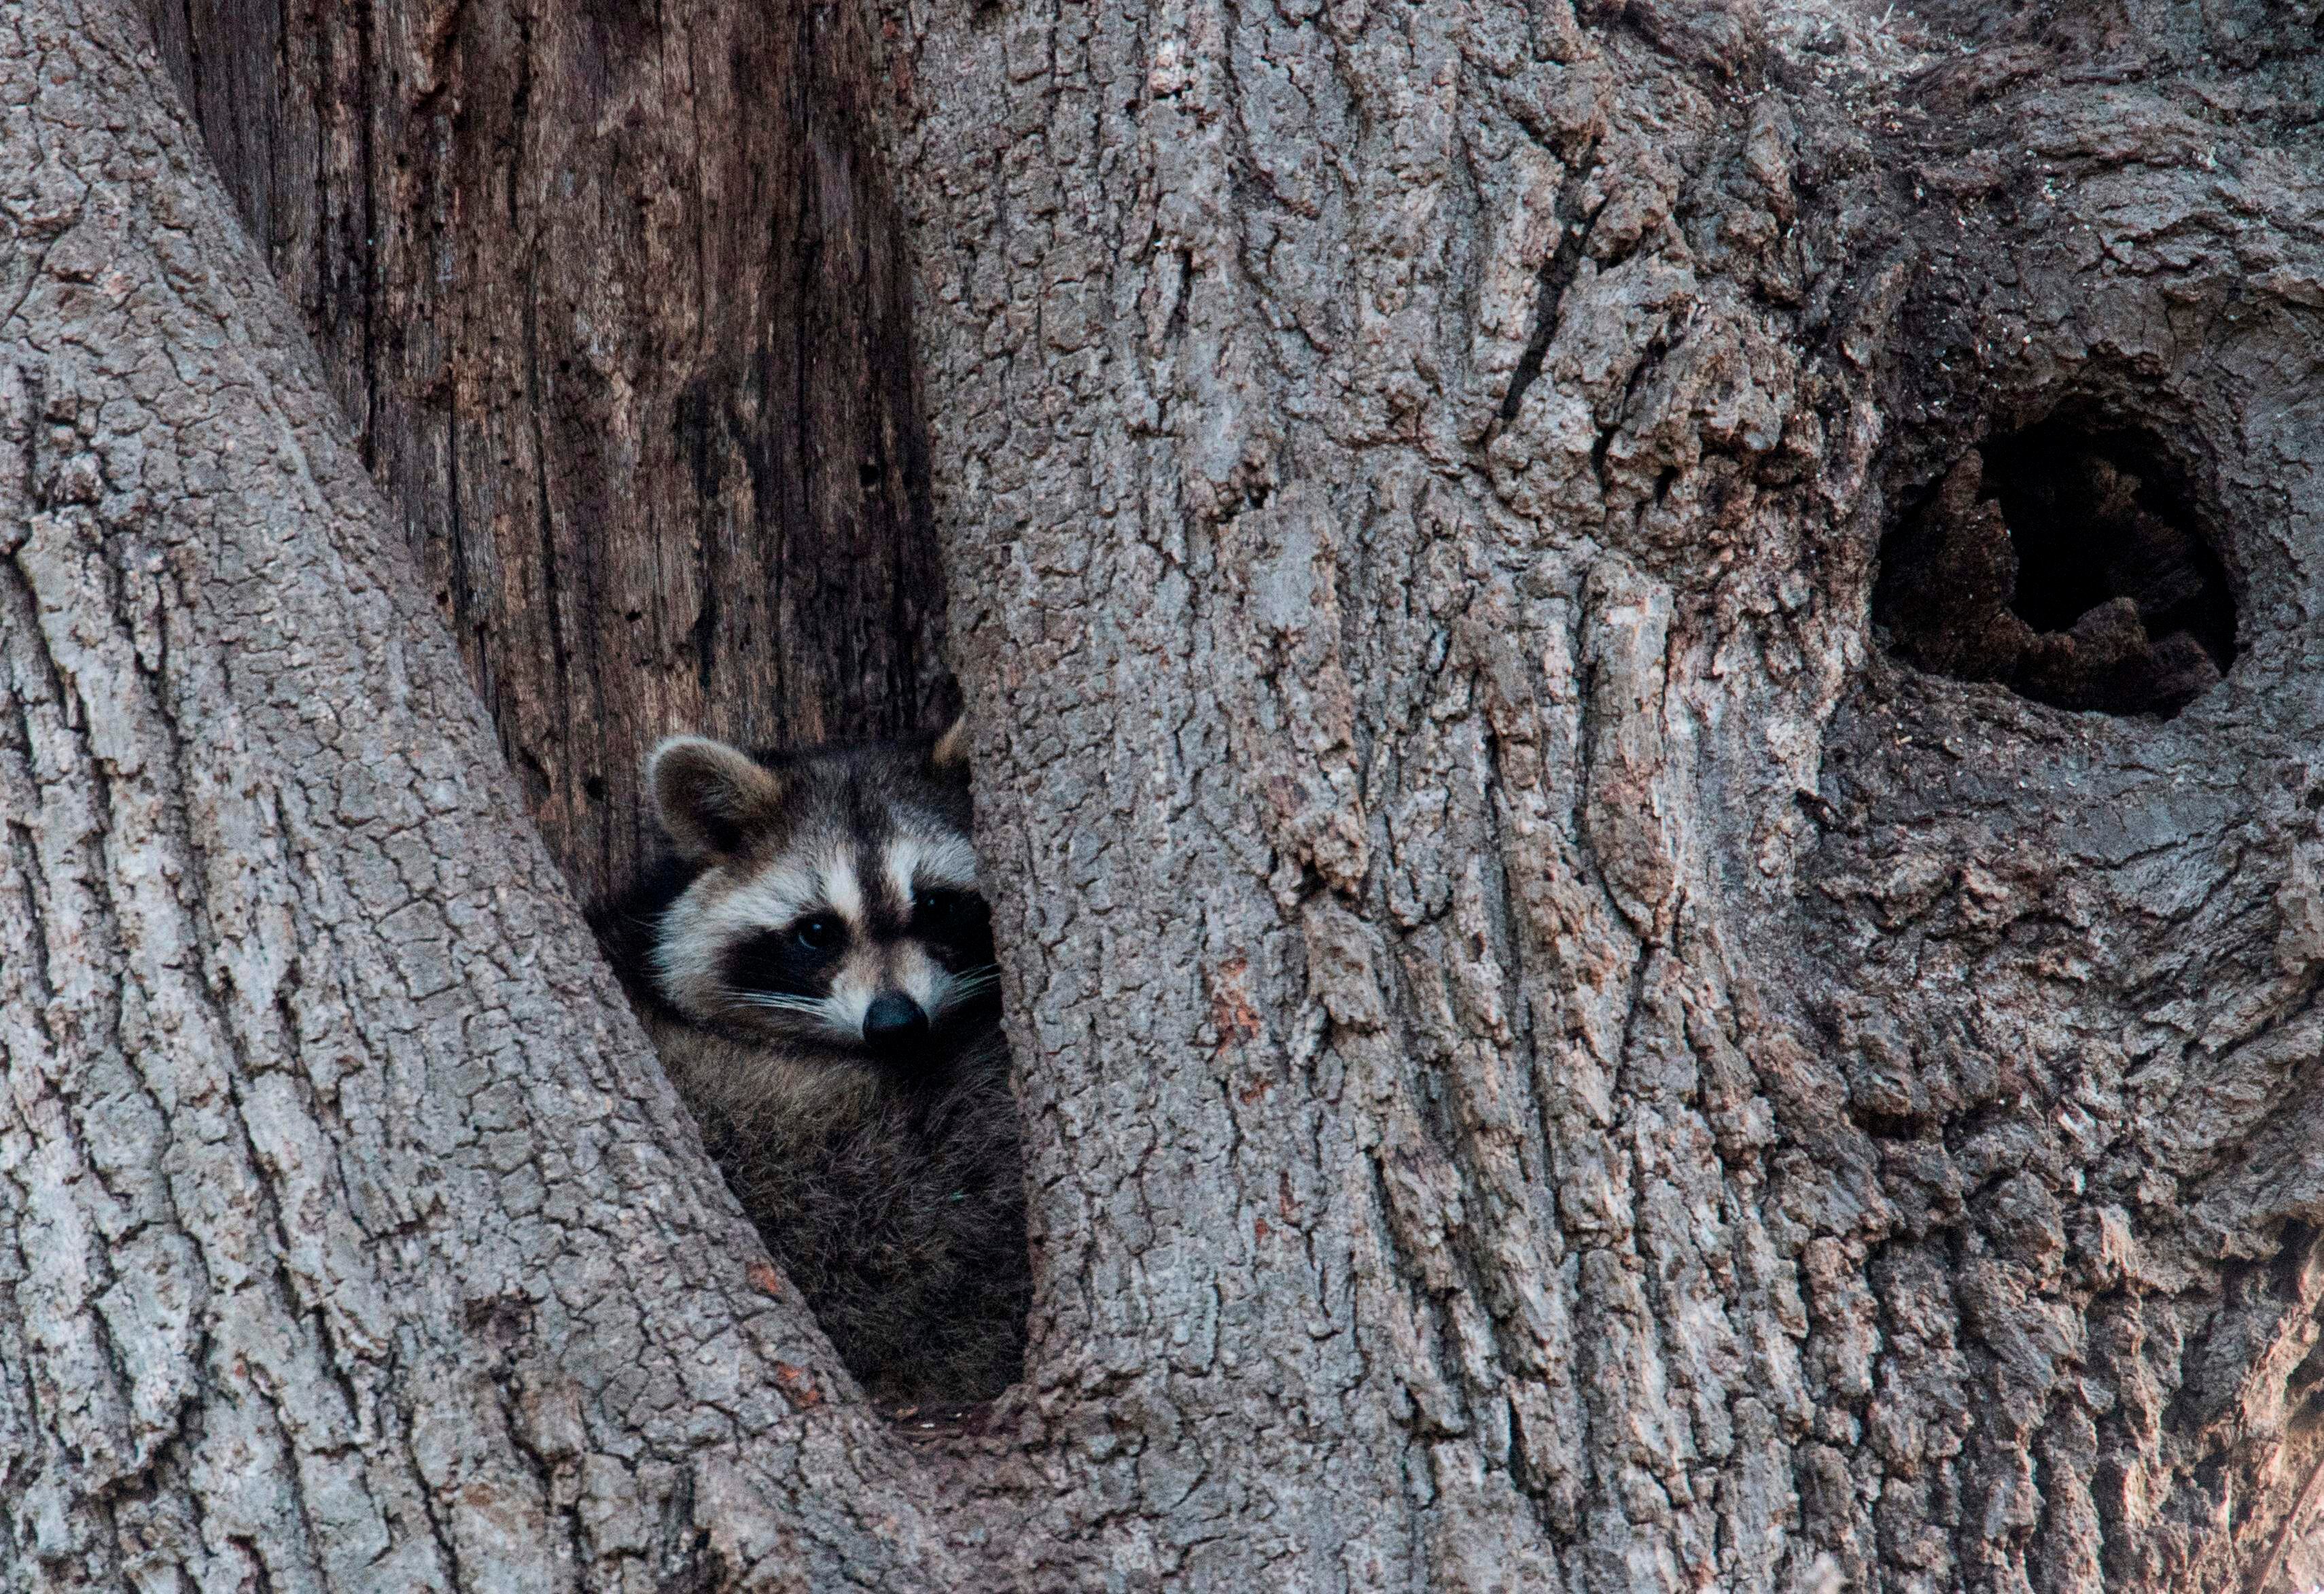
[1208,956,1265,1052]
[772,1362,823,1407]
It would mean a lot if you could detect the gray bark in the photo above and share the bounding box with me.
[0,4,953,1587]
[888,1,2324,1590]
[12,0,2324,1591]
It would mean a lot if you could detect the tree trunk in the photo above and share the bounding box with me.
[135,0,951,904]
[0,3,953,1584]
[13,0,2324,1591]
[885,2,2324,1590]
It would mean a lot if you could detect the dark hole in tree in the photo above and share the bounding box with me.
[1874,417,2236,716]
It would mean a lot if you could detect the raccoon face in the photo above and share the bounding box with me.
[644,725,999,1084]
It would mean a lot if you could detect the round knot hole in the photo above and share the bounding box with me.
[1876,417,2236,717]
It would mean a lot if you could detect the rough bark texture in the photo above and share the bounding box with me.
[15,0,2324,1589]
[885,0,2324,1589]
[0,3,955,1585]
[135,0,952,904]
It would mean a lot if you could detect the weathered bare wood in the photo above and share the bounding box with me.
[135,0,953,904]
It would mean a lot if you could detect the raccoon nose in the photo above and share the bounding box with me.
[862,993,930,1059]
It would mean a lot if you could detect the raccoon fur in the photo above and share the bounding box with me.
[588,724,1028,1404]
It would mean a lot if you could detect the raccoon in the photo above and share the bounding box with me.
[588,723,1028,1404]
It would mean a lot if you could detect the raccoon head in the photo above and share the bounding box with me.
[642,723,998,1085]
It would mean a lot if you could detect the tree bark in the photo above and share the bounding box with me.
[14,0,2324,1591]
[0,3,953,1585]
[134,0,951,904]
[885,1,2324,1590]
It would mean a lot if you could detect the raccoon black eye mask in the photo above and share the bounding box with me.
[635,731,999,1070]
[586,723,1027,1404]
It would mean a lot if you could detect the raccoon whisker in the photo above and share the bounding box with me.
[727,990,868,1045]
[934,970,1002,1015]
[728,990,832,1016]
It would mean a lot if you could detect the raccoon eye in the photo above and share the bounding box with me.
[794,916,838,952]
[912,888,981,933]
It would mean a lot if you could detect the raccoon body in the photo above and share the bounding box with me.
[589,727,1027,1403]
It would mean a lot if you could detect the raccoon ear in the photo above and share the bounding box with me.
[646,735,786,861]
[927,715,971,783]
